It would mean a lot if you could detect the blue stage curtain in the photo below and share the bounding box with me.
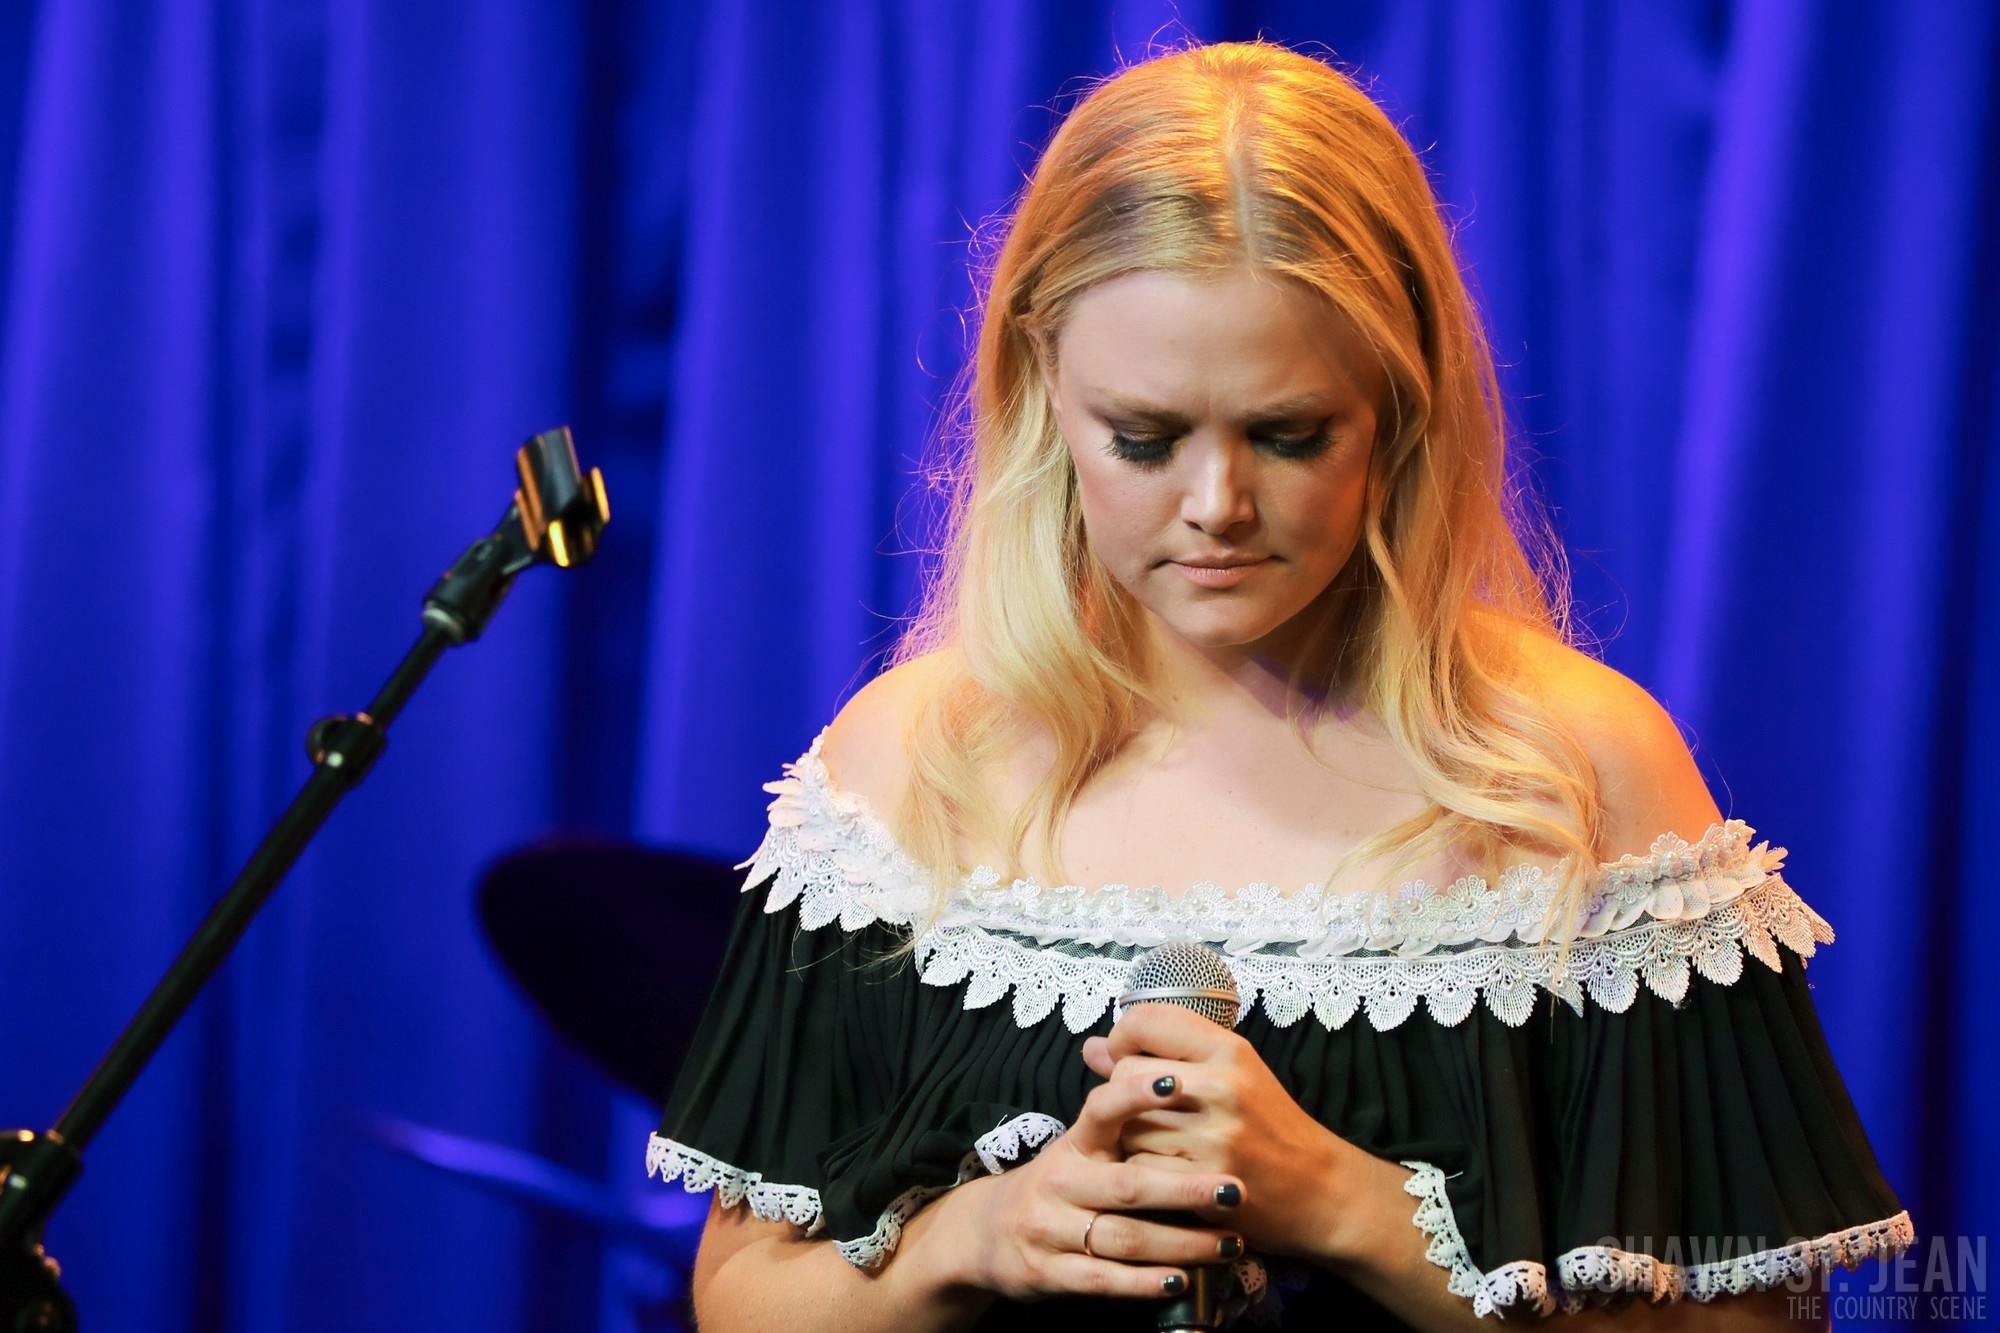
[633,5,2000,1330]
[0,1,641,1329]
[1,2,1992,1331]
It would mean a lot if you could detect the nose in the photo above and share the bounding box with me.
[1180,436,1258,536]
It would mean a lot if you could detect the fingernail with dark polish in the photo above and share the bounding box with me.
[1152,1075,1177,1097]
[1218,1235,1244,1260]
[1214,1183,1242,1208]
[1162,1273,1187,1296]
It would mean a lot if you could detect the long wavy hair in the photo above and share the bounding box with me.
[892,41,1601,916]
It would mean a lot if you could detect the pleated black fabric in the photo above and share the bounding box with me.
[656,876,1903,1328]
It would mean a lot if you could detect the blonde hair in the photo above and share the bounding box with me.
[893,41,1601,920]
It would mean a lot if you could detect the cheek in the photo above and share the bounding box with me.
[1070,459,1170,571]
[1281,463,1370,569]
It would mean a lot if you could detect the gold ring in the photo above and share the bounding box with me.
[1082,1211,1102,1258]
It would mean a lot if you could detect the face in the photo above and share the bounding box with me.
[1043,267,1381,665]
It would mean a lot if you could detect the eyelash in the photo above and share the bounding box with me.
[1105,426,1335,469]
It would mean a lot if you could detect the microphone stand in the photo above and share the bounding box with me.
[0,427,609,1333]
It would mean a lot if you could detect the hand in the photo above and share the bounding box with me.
[930,1069,1250,1303]
[1081,1003,1355,1263]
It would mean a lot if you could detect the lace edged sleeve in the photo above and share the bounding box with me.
[647,871,914,1240]
[1397,931,1911,1317]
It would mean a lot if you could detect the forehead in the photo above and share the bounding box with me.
[1052,268,1379,413]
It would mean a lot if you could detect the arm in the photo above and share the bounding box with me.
[689,1085,1252,1333]
[1532,659,1821,1332]
[1318,1129,1819,1330]
[690,1196,990,1333]
[688,656,1029,1333]
[1083,655,1824,1329]
[1087,1007,1824,1331]
[1516,636,1725,861]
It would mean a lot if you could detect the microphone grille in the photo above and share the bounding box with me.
[1118,941,1241,1028]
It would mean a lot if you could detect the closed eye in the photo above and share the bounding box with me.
[1106,431,1177,468]
[1104,423,1336,468]
[1259,423,1334,460]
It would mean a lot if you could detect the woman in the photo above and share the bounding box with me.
[648,41,1908,1330]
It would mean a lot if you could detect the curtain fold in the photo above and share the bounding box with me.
[0,1,615,1329]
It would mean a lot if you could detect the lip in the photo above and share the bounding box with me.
[1170,556,1270,589]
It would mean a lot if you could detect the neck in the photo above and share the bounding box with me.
[1139,615,1339,730]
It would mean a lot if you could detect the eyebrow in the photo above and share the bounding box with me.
[1090,393,1341,429]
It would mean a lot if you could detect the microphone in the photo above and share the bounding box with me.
[1116,942,1241,1333]
[1117,940,1241,1026]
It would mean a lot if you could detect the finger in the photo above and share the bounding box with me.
[1111,1154,1249,1219]
[1118,1121,1205,1165]
[1102,1054,1209,1106]
[1076,1159,1245,1216]
[1073,1061,1196,1144]
[1074,1209,1247,1269]
[1123,1149,1202,1174]
[1062,1118,1122,1162]
[1108,1002,1243,1063]
[1040,1254,1195,1303]
[1081,1035,1114,1080]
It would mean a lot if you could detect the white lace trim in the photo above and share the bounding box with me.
[1400,1159,1916,1317]
[1558,1212,1919,1302]
[912,873,1828,1033]
[646,1134,823,1230]
[744,736,1832,1024]
[648,1115,1068,1270]
[742,735,1833,1031]
[833,1181,949,1268]
[833,1110,1068,1268]
[747,732,1793,956]
[1402,1161,1551,1317]
[974,1112,1066,1175]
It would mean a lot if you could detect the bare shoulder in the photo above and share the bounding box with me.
[1510,629,1725,860]
[818,651,957,814]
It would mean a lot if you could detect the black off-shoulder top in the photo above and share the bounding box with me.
[648,733,1910,1328]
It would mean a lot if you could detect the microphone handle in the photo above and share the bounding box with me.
[1117,950,1243,1331]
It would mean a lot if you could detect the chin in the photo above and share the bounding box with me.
[1152,605,1296,651]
